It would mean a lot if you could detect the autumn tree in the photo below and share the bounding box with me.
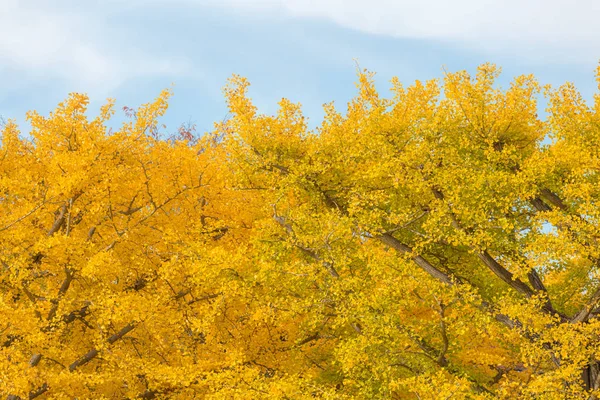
[3,64,600,399]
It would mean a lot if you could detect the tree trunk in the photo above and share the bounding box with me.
[582,361,600,398]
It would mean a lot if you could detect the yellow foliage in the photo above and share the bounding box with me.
[3,65,600,398]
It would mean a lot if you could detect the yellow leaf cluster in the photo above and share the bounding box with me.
[3,65,600,398]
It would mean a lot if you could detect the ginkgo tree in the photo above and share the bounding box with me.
[3,64,600,399]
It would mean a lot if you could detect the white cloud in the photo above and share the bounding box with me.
[2,0,597,96]
[0,0,189,93]
[201,0,600,64]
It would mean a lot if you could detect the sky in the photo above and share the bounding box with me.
[1,0,599,135]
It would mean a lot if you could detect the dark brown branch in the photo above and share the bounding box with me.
[530,197,552,212]
[431,188,548,306]
[526,190,595,320]
[21,285,44,320]
[478,251,563,316]
[484,301,520,329]
[27,383,48,400]
[477,251,535,298]
[571,287,600,323]
[62,304,91,324]
[433,188,547,305]
[119,206,143,216]
[2,335,20,348]
[46,268,75,321]
[7,372,49,399]
[390,360,417,374]
[527,269,548,292]
[0,199,46,233]
[540,188,568,211]
[296,332,320,347]
[69,323,135,372]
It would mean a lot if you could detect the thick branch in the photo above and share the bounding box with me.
[69,323,135,372]
[528,269,548,292]
[571,288,600,323]
[478,251,535,298]
[432,188,545,304]
[29,354,42,367]
[28,384,49,400]
[47,205,67,236]
[378,233,454,286]
[378,233,522,330]
[540,188,568,211]
[530,197,552,212]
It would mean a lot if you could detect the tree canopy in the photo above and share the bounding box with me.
[3,64,600,399]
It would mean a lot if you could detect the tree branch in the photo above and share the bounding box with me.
[571,287,600,323]
[477,251,535,298]
[273,211,340,279]
[378,233,454,286]
[46,268,75,321]
[69,323,135,372]
[47,204,67,236]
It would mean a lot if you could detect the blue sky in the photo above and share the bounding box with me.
[2,0,600,135]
